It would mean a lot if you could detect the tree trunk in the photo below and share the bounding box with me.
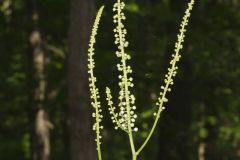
[198,142,206,160]
[198,104,206,160]
[68,0,97,160]
[27,0,53,160]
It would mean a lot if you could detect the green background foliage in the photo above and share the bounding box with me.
[0,0,240,159]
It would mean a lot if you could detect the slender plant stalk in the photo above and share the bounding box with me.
[105,0,140,158]
[87,6,104,160]
[136,0,195,155]
[106,0,138,158]
[115,0,136,156]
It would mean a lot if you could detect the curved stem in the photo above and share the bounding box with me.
[136,79,170,155]
[87,6,105,160]
[137,50,178,154]
[136,0,195,155]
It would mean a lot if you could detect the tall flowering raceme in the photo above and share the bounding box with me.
[87,0,195,159]
[87,6,104,160]
[105,0,138,158]
[136,0,195,155]
[106,0,138,133]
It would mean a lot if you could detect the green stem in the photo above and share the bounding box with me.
[87,6,105,160]
[90,57,102,160]
[137,47,178,156]
[136,22,183,155]
[96,107,102,160]
[116,0,136,156]
[136,0,195,154]
[132,153,137,160]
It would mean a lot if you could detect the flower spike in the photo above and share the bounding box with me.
[87,6,104,160]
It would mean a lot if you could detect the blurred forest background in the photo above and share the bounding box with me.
[0,0,240,160]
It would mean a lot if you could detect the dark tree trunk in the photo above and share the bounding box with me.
[68,0,97,160]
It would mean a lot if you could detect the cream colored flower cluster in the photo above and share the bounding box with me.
[154,0,195,119]
[87,6,104,159]
[105,0,138,133]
